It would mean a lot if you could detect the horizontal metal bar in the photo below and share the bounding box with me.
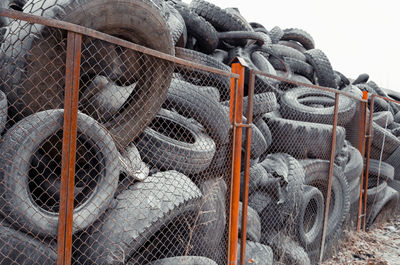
[0,8,239,79]
[374,94,400,105]
[251,68,367,102]
[233,123,252,128]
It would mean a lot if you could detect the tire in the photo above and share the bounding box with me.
[304,49,337,88]
[281,28,315,50]
[268,57,314,81]
[241,92,278,118]
[218,31,268,46]
[238,241,274,265]
[119,143,149,182]
[240,164,268,198]
[253,118,273,149]
[367,186,399,227]
[270,44,307,62]
[275,70,313,85]
[191,178,227,261]
[174,4,218,54]
[373,111,394,128]
[296,185,324,251]
[262,233,311,265]
[268,26,284,44]
[1,0,174,148]
[0,109,119,237]
[351,73,369,85]
[367,159,394,182]
[349,176,362,205]
[175,47,231,100]
[0,224,57,265]
[165,3,186,45]
[366,180,387,204]
[135,109,216,175]
[263,113,346,160]
[344,146,363,183]
[300,160,350,243]
[280,87,356,126]
[372,122,400,155]
[241,116,268,159]
[148,256,218,265]
[278,40,307,53]
[164,79,230,147]
[334,70,350,89]
[251,51,277,75]
[0,90,7,134]
[81,171,202,265]
[238,202,262,243]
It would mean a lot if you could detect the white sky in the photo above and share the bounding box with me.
[183,0,400,91]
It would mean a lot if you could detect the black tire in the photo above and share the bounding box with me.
[351,73,369,85]
[1,0,174,148]
[165,3,186,45]
[242,116,268,159]
[174,4,218,54]
[275,70,313,85]
[254,118,273,149]
[344,146,363,183]
[373,111,394,128]
[0,90,7,134]
[270,44,307,62]
[242,92,278,118]
[175,47,231,100]
[263,113,346,160]
[280,87,356,126]
[278,40,307,53]
[136,109,216,175]
[240,164,268,199]
[269,57,314,81]
[268,26,284,44]
[250,22,268,32]
[297,185,324,251]
[119,143,149,184]
[388,180,400,198]
[304,49,337,88]
[334,70,350,89]
[300,160,350,243]
[0,109,119,237]
[164,78,230,147]
[251,51,277,75]
[0,224,57,265]
[238,241,274,265]
[372,122,400,156]
[239,202,262,243]
[148,256,218,265]
[262,233,311,265]
[367,186,399,227]
[366,180,387,204]
[367,159,394,182]
[191,178,227,261]
[81,171,202,265]
[281,28,315,50]
[218,31,268,46]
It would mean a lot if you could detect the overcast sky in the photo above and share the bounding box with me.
[183,0,400,91]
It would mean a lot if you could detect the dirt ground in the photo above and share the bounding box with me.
[322,213,400,265]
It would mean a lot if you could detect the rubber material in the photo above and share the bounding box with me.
[238,241,274,265]
[0,90,7,134]
[304,49,337,88]
[281,28,315,50]
[239,202,262,243]
[148,256,218,265]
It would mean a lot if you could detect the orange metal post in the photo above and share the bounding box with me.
[227,63,245,265]
[319,93,340,262]
[56,31,82,265]
[357,91,369,230]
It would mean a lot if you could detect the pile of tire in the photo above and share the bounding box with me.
[0,0,399,265]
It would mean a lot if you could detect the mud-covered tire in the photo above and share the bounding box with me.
[191,178,226,261]
[0,90,7,134]
[281,28,315,50]
[239,202,262,243]
[81,171,201,265]
[300,160,350,243]
[280,87,356,126]
[174,4,218,54]
[175,47,231,99]
[238,241,274,265]
[304,49,337,88]
[136,109,216,175]
[0,224,57,265]
[0,110,119,237]
[263,113,346,160]
[1,0,174,148]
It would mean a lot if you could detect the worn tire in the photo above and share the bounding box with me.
[239,202,262,243]
[300,160,350,243]
[254,118,273,149]
[280,87,356,126]
[263,113,346,160]
[0,224,57,265]
[344,146,363,183]
[367,186,399,227]
[0,90,7,134]
[1,0,174,148]
[81,171,201,265]
[281,28,315,50]
[148,256,218,265]
[269,57,314,81]
[0,110,119,237]
[367,159,394,182]
[372,122,400,156]
[352,73,369,85]
[304,49,337,88]
[268,26,284,44]
[238,241,274,265]
[373,111,394,128]
[270,44,307,62]
[278,40,307,53]
[136,109,216,175]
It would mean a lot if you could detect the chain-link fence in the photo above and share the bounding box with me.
[1,3,399,265]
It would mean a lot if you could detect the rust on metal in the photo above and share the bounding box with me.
[227,63,245,265]
[239,69,254,265]
[56,31,82,265]
[362,94,375,230]
[319,93,340,262]
[357,91,369,230]
[0,8,238,79]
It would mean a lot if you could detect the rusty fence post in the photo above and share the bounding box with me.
[227,63,245,265]
[239,70,255,265]
[357,91,369,230]
[319,93,340,262]
[56,31,82,265]
[362,94,375,230]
